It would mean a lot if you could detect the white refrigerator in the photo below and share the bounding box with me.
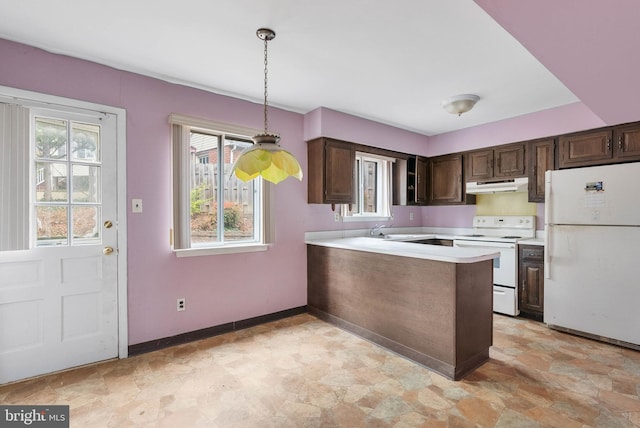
[544,162,640,347]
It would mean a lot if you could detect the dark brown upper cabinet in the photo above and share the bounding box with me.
[466,143,525,181]
[428,154,474,205]
[307,137,355,204]
[405,155,428,205]
[527,138,555,203]
[558,123,640,169]
[558,128,613,168]
[613,123,640,161]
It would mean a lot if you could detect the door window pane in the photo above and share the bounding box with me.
[35,162,68,202]
[71,122,100,162]
[72,165,100,203]
[72,206,100,244]
[34,115,102,247]
[36,206,68,245]
[35,118,67,160]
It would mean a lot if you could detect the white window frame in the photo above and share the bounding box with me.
[169,114,273,257]
[342,151,394,222]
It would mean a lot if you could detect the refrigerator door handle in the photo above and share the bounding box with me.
[544,170,552,280]
[544,170,551,220]
[545,226,551,279]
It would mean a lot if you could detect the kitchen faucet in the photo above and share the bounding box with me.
[370,224,387,236]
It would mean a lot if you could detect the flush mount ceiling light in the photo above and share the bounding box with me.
[232,28,303,184]
[441,94,480,116]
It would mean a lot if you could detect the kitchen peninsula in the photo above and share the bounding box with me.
[306,237,498,380]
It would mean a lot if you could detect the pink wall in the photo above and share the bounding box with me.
[475,0,640,126]
[304,107,430,155]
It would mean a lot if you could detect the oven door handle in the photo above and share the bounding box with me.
[453,240,515,249]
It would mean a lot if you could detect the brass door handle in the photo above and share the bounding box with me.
[103,246,114,255]
[104,220,113,229]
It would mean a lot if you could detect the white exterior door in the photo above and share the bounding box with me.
[0,103,120,384]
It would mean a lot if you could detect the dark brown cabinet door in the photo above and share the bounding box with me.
[428,154,463,205]
[415,156,428,204]
[613,123,640,161]
[466,149,493,181]
[558,129,613,168]
[527,138,555,203]
[494,144,525,177]
[307,138,355,204]
[325,140,355,203]
[405,156,428,205]
[519,245,544,318]
[466,144,525,181]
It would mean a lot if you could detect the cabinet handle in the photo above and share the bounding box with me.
[619,137,623,150]
[607,139,611,151]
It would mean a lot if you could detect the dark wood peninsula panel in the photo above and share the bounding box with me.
[307,244,493,380]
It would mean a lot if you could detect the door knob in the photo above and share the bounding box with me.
[104,220,113,229]
[103,246,114,255]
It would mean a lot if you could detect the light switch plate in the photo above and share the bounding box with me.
[132,199,143,213]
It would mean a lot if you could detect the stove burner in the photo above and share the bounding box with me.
[501,236,522,239]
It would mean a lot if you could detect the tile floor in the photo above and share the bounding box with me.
[1,313,640,427]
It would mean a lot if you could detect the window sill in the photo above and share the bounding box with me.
[173,243,269,258]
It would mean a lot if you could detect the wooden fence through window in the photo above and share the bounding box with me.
[192,163,253,214]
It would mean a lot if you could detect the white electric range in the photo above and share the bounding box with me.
[453,215,536,316]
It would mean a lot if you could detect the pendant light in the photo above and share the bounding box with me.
[232,28,303,184]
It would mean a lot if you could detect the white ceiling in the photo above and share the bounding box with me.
[0,0,579,136]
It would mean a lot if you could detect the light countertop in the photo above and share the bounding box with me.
[306,237,499,264]
[517,238,545,246]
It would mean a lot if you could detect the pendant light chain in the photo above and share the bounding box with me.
[231,27,302,184]
[263,34,269,134]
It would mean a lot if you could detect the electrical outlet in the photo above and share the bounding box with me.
[334,212,340,222]
[132,199,143,213]
[409,212,414,221]
[177,298,185,311]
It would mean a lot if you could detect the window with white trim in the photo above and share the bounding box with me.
[342,152,394,220]
[170,114,273,256]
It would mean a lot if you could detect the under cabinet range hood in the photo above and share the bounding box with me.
[465,177,528,194]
